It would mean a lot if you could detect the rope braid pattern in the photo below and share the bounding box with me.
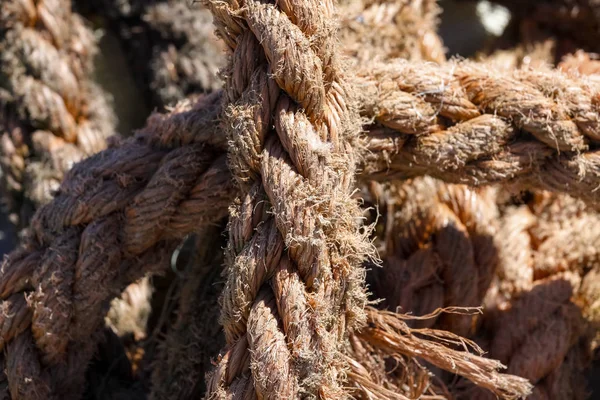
[359,59,600,205]
[202,0,371,396]
[0,0,116,232]
[0,94,235,400]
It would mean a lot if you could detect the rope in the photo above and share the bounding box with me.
[360,59,600,205]
[0,0,116,233]
[201,0,372,395]
[338,0,445,64]
[0,94,234,400]
[3,55,600,397]
[370,177,499,338]
[77,0,224,109]
[149,225,226,400]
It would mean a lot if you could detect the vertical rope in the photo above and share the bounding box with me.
[202,0,372,397]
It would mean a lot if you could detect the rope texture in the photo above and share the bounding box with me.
[359,59,600,206]
[0,94,234,400]
[201,0,371,396]
[338,0,445,64]
[0,0,116,232]
[369,177,499,338]
[77,0,224,109]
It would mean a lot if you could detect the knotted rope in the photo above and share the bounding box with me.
[0,0,116,232]
[201,0,372,396]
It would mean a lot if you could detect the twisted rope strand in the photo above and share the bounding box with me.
[359,59,600,205]
[0,95,234,399]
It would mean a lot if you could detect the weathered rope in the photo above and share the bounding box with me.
[6,54,600,398]
[201,0,372,395]
[149,225,226,400]
[77,0,224,109]
[2,55,600,397]
[0,94,234,400]
[560,50,600,79]
[359,59,600,205]
[0,0,116,233]
[461,275,588,400]
[448,188,600,399]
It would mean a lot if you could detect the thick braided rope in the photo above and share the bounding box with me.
[0,0,116,232]
[360,59,600,205]
[202,0,371,397]
[0,94,235,400]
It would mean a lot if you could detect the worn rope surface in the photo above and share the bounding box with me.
[0,0,116,232]
[434,188,599,399]
[0,94,234,400]
[359,59,600,205]
[2,54,600,397]
[201,0,372,396]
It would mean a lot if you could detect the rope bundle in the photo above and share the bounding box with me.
[1,0,600,399]
[367,181,598,399]
[370,177,499,337]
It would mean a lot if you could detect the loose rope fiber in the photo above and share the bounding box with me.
[367,179,599,398]
[0,0,116,233]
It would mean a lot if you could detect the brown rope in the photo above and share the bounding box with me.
[3,56,600,397]
[370,177,499,337]
[338,0,445,64]
[0,0,116,232]
[359,59,600,205]
[201,0,372,395]
[149,225,227,400]
[446,188,600,399]
[0,94,235,399]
